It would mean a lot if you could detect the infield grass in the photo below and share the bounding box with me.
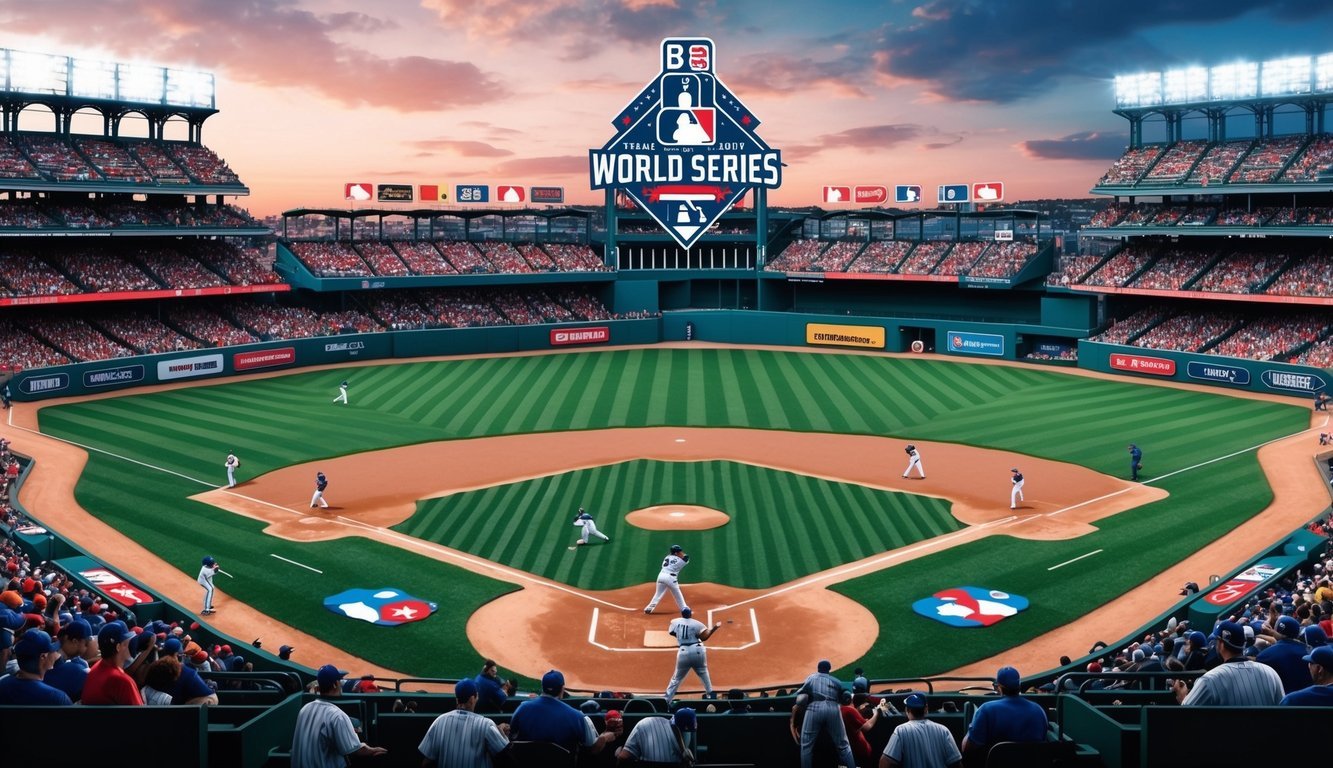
[36,348,1310,678]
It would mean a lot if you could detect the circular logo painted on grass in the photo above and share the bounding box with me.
[912,586,1029,628]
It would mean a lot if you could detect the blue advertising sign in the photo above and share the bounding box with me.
[895,184,922,204]
[1261,369,1326,393]
[590,38,782,250]
[455,184,489,203]
[937,184,969,204]
[1186,361,1250,386]
[19,372,68,395]
[946,330,1004,356]
[83,364,145,388]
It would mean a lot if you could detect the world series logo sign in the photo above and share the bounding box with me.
[590,38,782,250]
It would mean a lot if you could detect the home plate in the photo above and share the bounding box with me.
[675,438,686,443]
[643,630,676,648]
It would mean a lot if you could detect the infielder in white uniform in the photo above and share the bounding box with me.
[333,380,349,405]
[665,607,720,703]
[644,544,690,614]
[198,556,219,614]
[1010,468,1025,509]
[311,471,330,508]
[572,507,610,546]
[224,452,240,488]
[902,444,925,479]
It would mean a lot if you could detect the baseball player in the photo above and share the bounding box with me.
[224,452,240,488]
[644,544,690,614]
[664,607,721,703]
[310,471,330,508]
[198,556,220,614]
[902,443,925,479]
[572,507,610,546]
[1010,468,1025,510]
[333,380,349,405]
[1129,443,1143,481]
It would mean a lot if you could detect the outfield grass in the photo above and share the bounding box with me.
[36,348,1309,677]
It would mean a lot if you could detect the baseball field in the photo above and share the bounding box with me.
[17,345,1319,690]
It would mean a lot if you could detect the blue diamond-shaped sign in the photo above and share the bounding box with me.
[590,38,783,250]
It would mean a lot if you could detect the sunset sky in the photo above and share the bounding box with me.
[3,1,1331,216]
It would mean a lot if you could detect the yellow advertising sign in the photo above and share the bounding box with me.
[806,323,885,349]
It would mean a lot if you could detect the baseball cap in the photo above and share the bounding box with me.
[279,644,295,659]
[1086,661,1103,673]
[202,556,215,566]
[681,608,692,618]
[227,655,247,671]
[1215,620,1246,650]
[455,678,479,700]
[1303,645,1333,668]
[1276,615,1301,638]
[1188,630,1208,647]
[162,637,183,656]
[541,669,565,694]
[1010,467,1019,472]
[904,692,927,709]
[996,666,1021,688]
[14,628,59,659]
[98,620,134,646]
[673,707,697,731]
[580,699,601,714]
[58,618,92,640]
[817,659,832,673]
[316,665,348,688]
[190,650,209,665]
[21,577,37,594]
[1302,625,1328,646]
[605,709,623,722]
[0,591,20,609]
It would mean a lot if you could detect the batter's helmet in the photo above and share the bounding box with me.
[578,507,585,514]
[670,544,683,554]
[202,556,216,566]
[682,608,692,618]
[907,444,915,450]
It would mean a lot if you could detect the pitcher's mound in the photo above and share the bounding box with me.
[626,505,729,530]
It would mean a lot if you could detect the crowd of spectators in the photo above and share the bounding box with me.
[848,240,914,273]
[492,290,542,325]
[436,240,492,274]
[1263,251,1333,298]
[1082,244,1155,287]
[1290,335,1333,368]
[418,289,511,328]
[15,134,97,182]
[1143,139,1207,183]
[71,138,153,184]
[0,319,73,369]
[1185,139,1251,185]
[126,140,191,184]
[353,242,411,277]
[765,239,826,271]
[0,200,261,231]
[1215,207,1272,226]
[517,243,557,271]
[390,241,456,275]
[477,242,533,273]
[47,247,160,293]
[554,288,614,321]
[1171,205,1216,226]
[933,241,988,276]
[24,314,137,362]
[1128,248,1212,291]
[895,241,950,275]
[543,243,609,271]
[1131,311,1243,352]
[0,201,57,229]
[228,302,380,341]
[1088,305,1172,345]
[96,312,201,355]
[137,246,230,289]
[164,143,240,185]
[1089,203,1128,228]
[164,305,260,348]
[0,134,241,187]
[1097,145,1163,185]
[288,242,371,277]
[1282,134,1333,181]
[191,243,280,286]
[811,241,863,272]
[1207,313,1331,361]
[0,249,81,297]
[1229,135,1305,183]
[1296,207,1333,225]
[968,241,1038,278]
[0,135,41,179]
[1115,203,1159,227]
[1192,250,1288,294]
[1047,253,1107,286]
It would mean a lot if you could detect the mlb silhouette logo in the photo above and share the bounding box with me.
[823,186,851,203]
[912,586,1029,628]
[658,74,715,146]
[497,185,525,202]
[689,44,710,70]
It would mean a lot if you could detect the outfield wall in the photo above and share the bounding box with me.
[1079,340,1330,398]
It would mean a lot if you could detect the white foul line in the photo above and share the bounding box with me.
[1047,549,1103,571]
[270,553,323,574]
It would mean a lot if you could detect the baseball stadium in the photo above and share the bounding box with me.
[2,31,1333,768]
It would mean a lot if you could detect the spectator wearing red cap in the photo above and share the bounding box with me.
[0,629,70,705]
[961,666,1046,759]
[290,664,387,768]
[417,677,510,767]
[79,621,143,705]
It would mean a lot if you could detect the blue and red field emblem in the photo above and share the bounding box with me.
[324,588,437,626]
[912,586,1029,628]
[590,37,782,250]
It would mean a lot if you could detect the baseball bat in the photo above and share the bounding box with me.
[217,569,235,578]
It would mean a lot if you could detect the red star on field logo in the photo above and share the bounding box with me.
[622,115,632,125]
[741,114,752,125]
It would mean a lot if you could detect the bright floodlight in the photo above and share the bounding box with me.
[1261,55,1311,96]
[71,58,117,100]
[9,50,67,95]
[166,68,214,108]
[1163,66,1208,103]
[1317,53,1333,91]
[1210,62,1257,100]
[1115,72,1161,108]
[118,62,163,103]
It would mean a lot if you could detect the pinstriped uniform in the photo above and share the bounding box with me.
[1182,658,1285,705]
[795,672,855,768]
[620,716,685,763]
[883,718,962,768]
[290,698,363,768]
[645,553,690,612]
[418,708,509,768]
[665,616,712,701]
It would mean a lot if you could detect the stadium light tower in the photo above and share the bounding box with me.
[1163,66,1208,104]
[1210,61,1257,100]
[1316,53,1333,92]
[1261,56,1311,97]
[1115,72,1161,108]
[8,50,66,95]
[71,58,117,100]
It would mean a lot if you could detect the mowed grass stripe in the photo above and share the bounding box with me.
[714,350,756,425]
[569,354,619,430]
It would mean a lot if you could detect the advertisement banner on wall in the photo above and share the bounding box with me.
[551,327,610,346]
[19,373,68,395]
[1186,361,1250,386]
[1261,369,1326,393]
[806,323,886,349]
[157,354,224,381]
[1109,353,1175,376]
[946,330,1004,356]
[83,364,145,388]
[234,347,296,372]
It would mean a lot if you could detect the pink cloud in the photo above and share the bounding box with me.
[406,139,514,158]
[489,155,588,177]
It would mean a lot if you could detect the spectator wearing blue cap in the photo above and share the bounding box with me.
[616,708,694,764]
[1174,621,1284,706]
[0,628,70,705]
[791,660,856,768]
[510,669,615,756]
[961,666,1047,759]
[418,677,511,767]
[44,618,93,702]
[882,692,961,768]
[1183,630,1209,671]
[290,664,388,768]
[1280,645,1333,705]
[81,620,142,706]
[1257,615,1313,693]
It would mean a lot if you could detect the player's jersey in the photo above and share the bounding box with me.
[1012,472,1024,484]
[225,455,238,468]
[197,565,215,587]
[658,554,688,579]
[316,474,328,491]
[669,617,707,646]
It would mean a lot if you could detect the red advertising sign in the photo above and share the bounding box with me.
[972,182,1004,202]
[530,186,565,204]
[344,182,372,201]
[854,185,888,204]
[1110,353,1176,376]
[551,327,610,346]
[1203,564,1280,607]
[79,568,156,606]
[822,186,851,203]
[497,185,525,203]
[234,347,295,371]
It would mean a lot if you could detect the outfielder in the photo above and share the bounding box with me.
[902,443,925,479]
[198,556,220,614]
[1010,468,1025,509]
[224,452,240,488]
[572,507,610,546]
[665,607,720,703]
[310,471,330,508]
[644,544,690,614]
[333,380,349,405]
